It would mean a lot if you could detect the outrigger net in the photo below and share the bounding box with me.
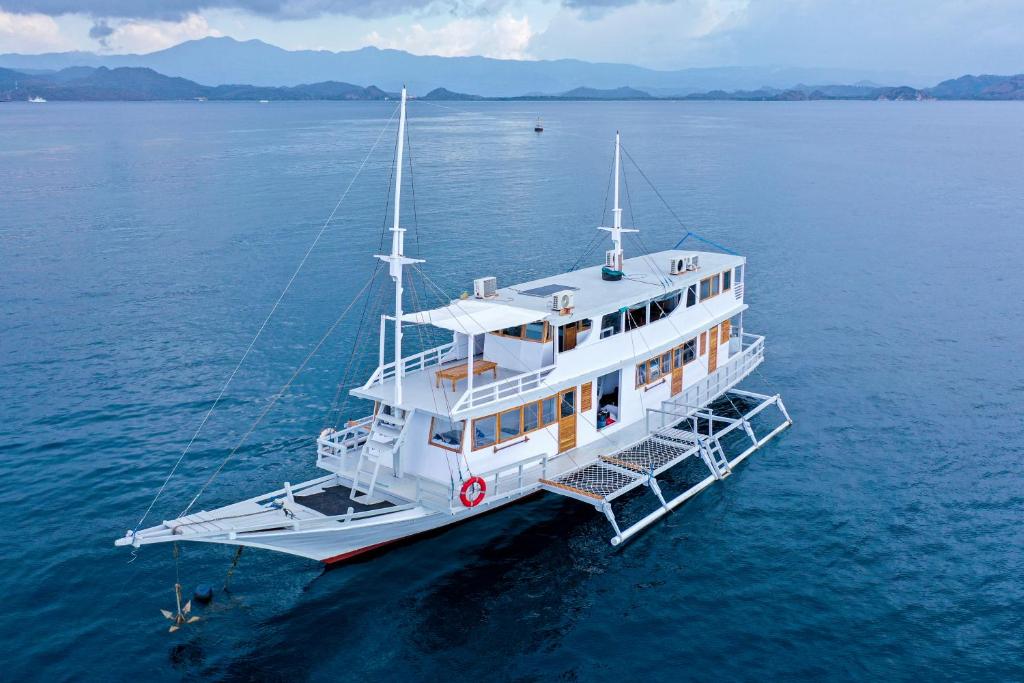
[553,463,638,499]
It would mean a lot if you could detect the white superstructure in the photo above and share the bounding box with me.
[117,89,791,564]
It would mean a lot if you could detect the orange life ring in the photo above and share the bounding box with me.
[459,476,486,508]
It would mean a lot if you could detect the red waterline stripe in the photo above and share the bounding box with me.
[321,540,395,565]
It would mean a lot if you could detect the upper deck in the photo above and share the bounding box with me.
[352,248,747,417]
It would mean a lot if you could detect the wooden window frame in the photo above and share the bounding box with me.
[581,382,593,412]
[721,320,731,344]
[494,321,549,343]
[472,414,498,450]
[472,393,560,451]
[428,416,465,453]
[700,331,707,355]
[722,269,732,291]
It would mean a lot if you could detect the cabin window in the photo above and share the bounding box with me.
[650,292,681,322]
[735,265,744,284]
[499,408,522,441]
[635,362,648,387]
[541,396,557,425]
[473,415,497,450]
[683,338,697,363]
[523,402,540,432]
[686,284,697,308]
[649,355,663,381]
[700,332,707,355]
[524,321,546,342]
[496,321,548,342]
[722,269,732,291]
[711,274,721,296]
[601,311,622,338]
[673,345,684,368]
[560,390,576,418]
[626,303,648,331]
[429,417,465,452]
[700,277,712,300]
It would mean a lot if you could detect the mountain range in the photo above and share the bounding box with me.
[0,36,922,98]
[3,64,1022,102]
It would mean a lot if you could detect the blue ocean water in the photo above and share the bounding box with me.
[1,100,1022,681]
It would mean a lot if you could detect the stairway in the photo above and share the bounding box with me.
[350,408,410,503]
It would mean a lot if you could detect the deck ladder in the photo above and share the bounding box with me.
[350,408,412,503]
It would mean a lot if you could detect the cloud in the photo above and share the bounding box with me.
[365,12,534,59]
[0,9,70,51]
[88,18,113,45]
[0,0,444,21]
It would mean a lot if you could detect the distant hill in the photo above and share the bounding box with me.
[0,66,391,101]
[928,74,1024,99]
[559,86,653,99]
[0,35,917,97]
[421,87,482,101]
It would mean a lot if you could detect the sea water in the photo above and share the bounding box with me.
[1,100,1022,681]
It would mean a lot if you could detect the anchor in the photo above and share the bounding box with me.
[161,583,200,633]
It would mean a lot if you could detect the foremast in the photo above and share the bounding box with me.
[375,86,423,406]
[599,131,638,272]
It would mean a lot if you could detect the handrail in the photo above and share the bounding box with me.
[363,341,456,388]
[450,364,556,413]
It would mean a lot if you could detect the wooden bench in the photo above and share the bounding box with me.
[435,360,498,391]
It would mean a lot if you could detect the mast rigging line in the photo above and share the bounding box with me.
[131,103,401,536]
[180,265,385,518]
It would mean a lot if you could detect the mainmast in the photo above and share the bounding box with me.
[376,86,422,406]
[600,131,637,274]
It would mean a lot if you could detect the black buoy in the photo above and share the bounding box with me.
[193,584,214,604]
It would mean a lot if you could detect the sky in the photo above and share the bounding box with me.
[0,0,1022,79]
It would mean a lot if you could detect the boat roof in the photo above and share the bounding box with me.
[409,249,744,332]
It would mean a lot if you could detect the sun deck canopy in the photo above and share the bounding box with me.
[402,299,544,335]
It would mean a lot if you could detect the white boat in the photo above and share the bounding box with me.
[116,88,791,564]
[28,96,46,103]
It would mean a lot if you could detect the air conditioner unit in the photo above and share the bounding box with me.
[688,255,700,271]
[473,276,497,299]
[551,290,575,312]
[605,250,617,268]
[669,256,689,275]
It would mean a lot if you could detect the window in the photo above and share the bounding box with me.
[735,265,744,284]
[496,321,548,342]
[711,274,721,296]
[700,331,707,355]
[560,390,575,418]
[601,311,622,338]
[650,292,681,322]
[722,269,732,291]
[636,362,648,387]
[649,355,663,382]
[683,338,697,364]
[499,408,522,441]
[524,321,546,341]
[473,415,497,450]
[700,277,712,300]
[523,402,539,432]
[626,303,648,331]
[673,345,684,369]
[429,417,465,452]
[686,284,697,308]
[541,396,557,425]
[581,382,593,412]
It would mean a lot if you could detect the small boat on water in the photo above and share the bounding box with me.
[535,117,544,132]
[28,96,46,103]
[116,87,790,565]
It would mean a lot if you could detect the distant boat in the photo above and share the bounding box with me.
[259,99,270,104]
[534,117,544,132]
[28,96,46,103]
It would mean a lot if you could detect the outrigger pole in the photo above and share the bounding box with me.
[376,86,422,406]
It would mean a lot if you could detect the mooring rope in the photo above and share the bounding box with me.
[130,104,401,538]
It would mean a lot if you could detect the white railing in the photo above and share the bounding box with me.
[316,416,373,468]
[363,341,456,388]
[450,364,557,414]
[648,333,765,432]
[414,452,552,513]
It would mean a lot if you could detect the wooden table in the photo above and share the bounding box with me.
[435,360,498,391]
